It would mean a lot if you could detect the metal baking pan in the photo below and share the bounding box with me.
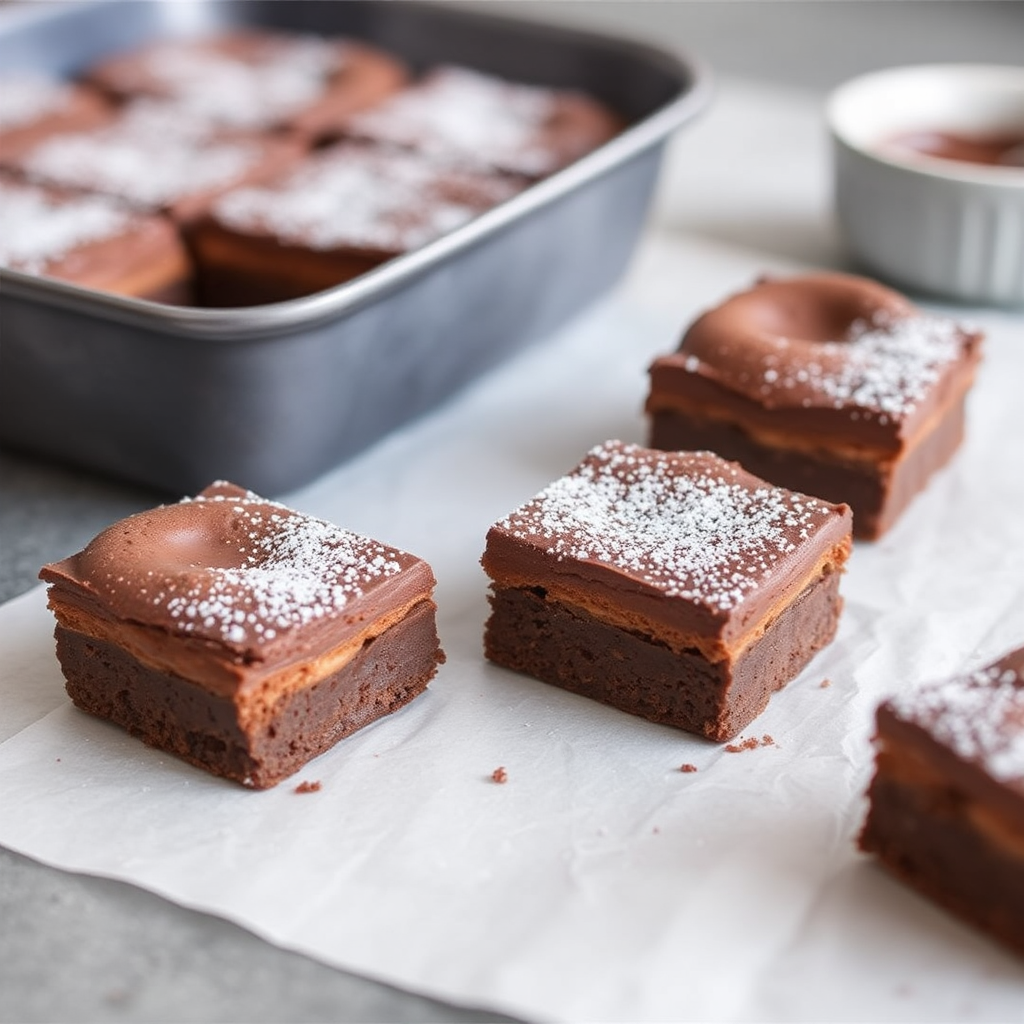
[0,0,710,496]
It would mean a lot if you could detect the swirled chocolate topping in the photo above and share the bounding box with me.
[678,273,975,419]
[40,482,434,666]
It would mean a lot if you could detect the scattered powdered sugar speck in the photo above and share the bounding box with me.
[687,310,968,419]
[0,75,73,131]
[498,441,837,612]
[890,658,1024,782]
[213,147,516,251]
[146,495,404,647]
[0,181,131,273]
[802,314,965,416]
[137,38,343,129]
[350,66,559,177]
[25,119,262,208]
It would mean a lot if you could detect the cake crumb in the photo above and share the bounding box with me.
[294,780,321,794]
[725,736,760,753]
[679,763,698,773]
[820,678,832,689]
[761,734,775,746]
[491,766,508,784]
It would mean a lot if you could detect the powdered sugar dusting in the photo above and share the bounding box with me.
[349,66,559,177]
[498,441,839,612]
[0,75,74,131]
[0,180,131,273]
[730,311,967,420]
[142,493,404,648]
[889,652,1024,783]
[24,114,263,209]
[213,146,519,251]
[133,37,344,130]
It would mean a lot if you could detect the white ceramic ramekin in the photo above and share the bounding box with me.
[828,64,1024,307]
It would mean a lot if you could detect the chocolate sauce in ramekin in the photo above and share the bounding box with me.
[884,130,1024,168]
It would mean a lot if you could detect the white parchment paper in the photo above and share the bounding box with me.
[1,227,1023,1022]
[3,75,1024,1019]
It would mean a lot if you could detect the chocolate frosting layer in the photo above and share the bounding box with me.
[40,482,436,685]
[482,441,851,656]
[649,273,983,451]
[884,644,1024,792]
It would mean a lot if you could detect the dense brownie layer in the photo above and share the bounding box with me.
[860,645,1024,958]
[56,600,441,788]
[860,773,1024,959]
[486,567,843,740]
[647,273,983,538]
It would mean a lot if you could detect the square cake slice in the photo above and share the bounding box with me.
[481,441,852,740]
[39,482,444,788]
[859,645,1024,959]
[189,142,527,305]
[0,175,193,303]
[646,273,983,538]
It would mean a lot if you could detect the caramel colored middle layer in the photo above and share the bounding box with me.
[48,591,431,706]
[486,535,850,665]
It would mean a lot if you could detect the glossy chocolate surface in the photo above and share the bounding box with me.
[40,482,436,688]
[884,130,1024,169]
[648,273,982,451]
[482,441,851,657]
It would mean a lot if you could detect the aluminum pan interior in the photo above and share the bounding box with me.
[0,0,711,493]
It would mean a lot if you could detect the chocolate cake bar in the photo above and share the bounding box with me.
[0,175,193,302]
[40,483,444,788]
[0,73,112,161]
[860,645,1024,959]
[84,29,408,140]
[481,441,852,740]
[11,104,302,224]
[646,273,983,539]
[341,65,623,179]
[189,142,527,305]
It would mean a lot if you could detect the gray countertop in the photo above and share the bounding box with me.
[2,3,1021,1021]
